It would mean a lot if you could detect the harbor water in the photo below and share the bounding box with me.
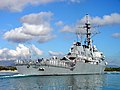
[0,72,120,90]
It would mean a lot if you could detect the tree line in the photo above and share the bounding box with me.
[0,66,120,71]
[104,67,120,72]
[0,66,17,71]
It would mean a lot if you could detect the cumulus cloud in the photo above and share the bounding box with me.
[16,44,30,57]
[21,12,53,36]
[31,45,43,55]
[3,12,55,43]
[55,21,64,26]
[112,33,120,38]
[0,0,81,12]
[60,25,75,33]
[60,13,120,33]
[21,12,53,25]
[0,44,43,60]
[38,34,56,43]
[0,44,30,60]
[48,51,64,56]
[22,23,52,36]
[0,48,12,60]
[78,13,120,25]
[4,27,33,43]
[0,0,56,12]
[60,24,87,35]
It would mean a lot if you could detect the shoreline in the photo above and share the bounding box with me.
[0,70,18,73]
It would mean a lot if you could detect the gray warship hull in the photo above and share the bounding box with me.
[16,61,105,75]
[15,14,107,75]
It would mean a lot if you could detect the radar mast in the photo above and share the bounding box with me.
[85,14,91,48]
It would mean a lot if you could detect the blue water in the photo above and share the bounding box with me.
[0,72,120,90]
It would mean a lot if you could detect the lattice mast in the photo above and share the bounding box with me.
[84,14,92,48]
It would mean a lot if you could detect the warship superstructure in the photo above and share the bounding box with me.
[15,14,107,75]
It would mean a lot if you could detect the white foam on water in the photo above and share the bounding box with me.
[0,74,30,79]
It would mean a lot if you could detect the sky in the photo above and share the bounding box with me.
[0,0,120,66]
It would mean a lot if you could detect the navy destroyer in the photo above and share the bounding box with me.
[15,14,107,75]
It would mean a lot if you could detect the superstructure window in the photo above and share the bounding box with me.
[81,52,84,55]
[93,50,98,52]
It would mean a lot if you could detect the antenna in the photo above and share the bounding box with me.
[85,14,91,47]
[91,31,101,38]
[77,14,101,47]
[86,14,89,24]
[90,25,101,38]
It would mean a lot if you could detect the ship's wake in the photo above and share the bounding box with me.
[0,73,31,79]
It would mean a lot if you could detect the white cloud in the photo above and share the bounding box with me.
[0,44,29,60]
[112,33,120,38]
[60,25,75,33]
[48,51,64,56]
[60,24,87,34]
[4,27,33,43]
[0,0,83,12]
[21,12,53,25]
[0,44,43,60]
[38,34,56,43]
[4,12,55,43]
[78,13,120,25]
[22,23,52,36]
[31,45,43,55]
[60,13,120,33]
[0,48,12,60]
[21,12,53,36]
[55,21,64,26]
[0,0,56,12]
[16,44,30,57]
